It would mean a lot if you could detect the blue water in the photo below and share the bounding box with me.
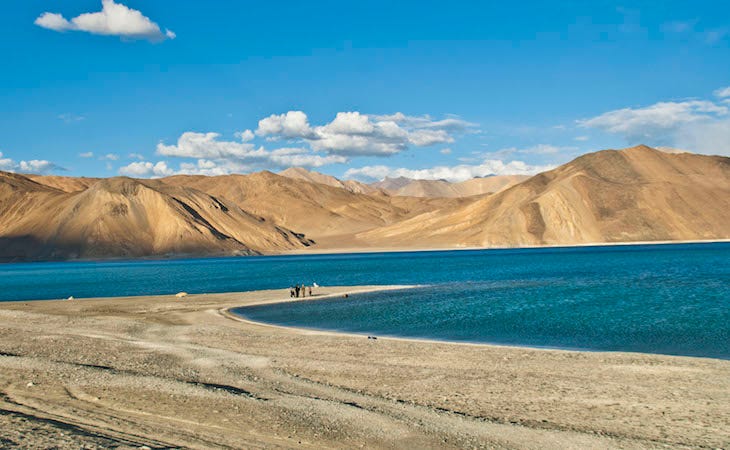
[1,243,728,359]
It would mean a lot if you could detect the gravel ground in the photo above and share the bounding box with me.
[0,286,727,449]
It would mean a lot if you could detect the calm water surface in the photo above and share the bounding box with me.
[1,243,728,359]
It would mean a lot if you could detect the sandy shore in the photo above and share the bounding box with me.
[0,286,728,449]
[280,238,730,256]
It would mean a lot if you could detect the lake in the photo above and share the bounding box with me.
[1,243,728,359]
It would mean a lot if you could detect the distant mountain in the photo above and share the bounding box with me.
[278,167,377,194]
[26,174,100,192]
[371,176,413,191]
[2,145,728,261]
[357,146,730,247]
[379,175,529,198]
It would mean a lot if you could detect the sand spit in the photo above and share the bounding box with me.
[0,286,728,449]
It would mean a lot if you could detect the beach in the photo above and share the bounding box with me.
[0,286,727,449]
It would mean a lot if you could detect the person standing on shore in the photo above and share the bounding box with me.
[301,284,306,298]
[290,286,295,298]
[295,285,300,298]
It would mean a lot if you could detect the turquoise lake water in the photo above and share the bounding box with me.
[1,243,728,359]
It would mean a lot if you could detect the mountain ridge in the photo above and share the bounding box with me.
[2,145,728,261]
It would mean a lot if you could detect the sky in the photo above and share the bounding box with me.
[1,0,730,182]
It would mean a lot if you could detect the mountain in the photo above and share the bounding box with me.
[356,146,730,247]
[371,176,413,191]
[279,167,377,194]
[280,168,526,198]
[161,171,462,243]
[451,175,530,197]
[26,174,100,193]
[0,173,311,261]
[2,145,728,261]
[380,175,529,198]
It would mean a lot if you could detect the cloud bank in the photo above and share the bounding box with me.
[35,0,175,42]
[0,152,65,174]
[344,159,554,183]
[123,111,478,177]
[255,111,476,156]
[580,90,730,156]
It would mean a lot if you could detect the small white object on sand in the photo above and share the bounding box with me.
[175,292,188,298]
[67,296,74,300]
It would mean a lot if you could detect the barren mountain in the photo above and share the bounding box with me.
[162,171,461,242]
[279,167,377,194]
[357,146,730,247]
[382,175,529,198]
[2,146,728,261]
[0,173,311,261]
[26,175,100,193]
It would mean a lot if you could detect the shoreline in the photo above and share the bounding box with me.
[0,285,728,448]
[225,287,729,363]
[1,237,728,265]
[279,237,730,256]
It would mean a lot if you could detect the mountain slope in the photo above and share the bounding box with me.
[279,167,377,194]
[162,171,460,241]
[26,175,100,193]
[357,146,730,247]
[0,173,311,261]
[372,175,529,198]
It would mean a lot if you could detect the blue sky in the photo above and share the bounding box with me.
[1,0,729,181]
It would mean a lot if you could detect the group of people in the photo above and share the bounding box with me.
[290,284,313,298]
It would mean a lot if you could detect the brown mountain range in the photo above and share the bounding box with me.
[1,145,728,261]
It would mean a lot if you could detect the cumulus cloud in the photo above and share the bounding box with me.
[256,111,476,156]
[144,131,350,177]
[0,152,65,174]
[579,92,730,155]
[157,132,264,159]
[119,161,174,178]
[344,159,553,183]
[35,0,174,42]
[715,86,730,99]
[144,110,478,177]
[100,153,119,161]
[256,111,315,139]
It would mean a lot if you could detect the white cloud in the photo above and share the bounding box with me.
[147,111,478,176]
[150,131,349,177]
[440,148,452,155]
[78,151,95,158]
[344,159,553,183]
[128,153,145,160]
[0,152,15,171]
[269,148,347,168]
[514,144,567,155]
[580,93,730,155]
[58,113,85,123]
[0,152,65,174]
[714,86,730,99]
[100,153,119,161]
[574,135,590,142]
[236,129,255,142]
[256,111,315,139]
[157,132,263,159]
[19,160,60,174]
[119,161,174,178]
[256,110,476,156]
[35,0,174,42]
